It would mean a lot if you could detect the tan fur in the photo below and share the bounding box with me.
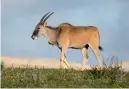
[56,25,102,68]
[58,26,99,48]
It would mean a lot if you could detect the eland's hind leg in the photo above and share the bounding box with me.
[89,44,102,67]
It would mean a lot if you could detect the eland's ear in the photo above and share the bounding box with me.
[44,22,47,26]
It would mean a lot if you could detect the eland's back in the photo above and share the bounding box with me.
[58,25,100,49]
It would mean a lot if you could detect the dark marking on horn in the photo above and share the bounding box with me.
[40,12,50,22]
[43,12,54,24]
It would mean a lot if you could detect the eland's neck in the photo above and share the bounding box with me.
[45,26,60,45]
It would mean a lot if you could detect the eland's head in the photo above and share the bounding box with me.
[31,12,54,40]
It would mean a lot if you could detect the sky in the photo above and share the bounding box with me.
[1,0,129,64]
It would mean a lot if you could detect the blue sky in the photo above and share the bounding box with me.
[1,0,129,64]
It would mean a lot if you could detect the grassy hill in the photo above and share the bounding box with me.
[1,65,129,88]
[1,56,129,88]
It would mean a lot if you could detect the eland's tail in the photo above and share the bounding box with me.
[99,46,103,51]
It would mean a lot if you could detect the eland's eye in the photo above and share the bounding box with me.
[37,28,40,29]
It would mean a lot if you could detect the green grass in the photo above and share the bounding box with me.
[1,65,129,88]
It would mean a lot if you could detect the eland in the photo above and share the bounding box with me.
[31,12,103,69]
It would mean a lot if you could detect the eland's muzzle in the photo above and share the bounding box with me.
[31,30,39,40]
[31,35,37,40]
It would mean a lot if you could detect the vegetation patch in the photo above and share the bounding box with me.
[1,62,129,88]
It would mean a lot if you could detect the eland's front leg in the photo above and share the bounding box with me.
[63,55,70,68]
[60,47,70,68]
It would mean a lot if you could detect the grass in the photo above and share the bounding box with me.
[1,64,129,88]
[1,56,129,88]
